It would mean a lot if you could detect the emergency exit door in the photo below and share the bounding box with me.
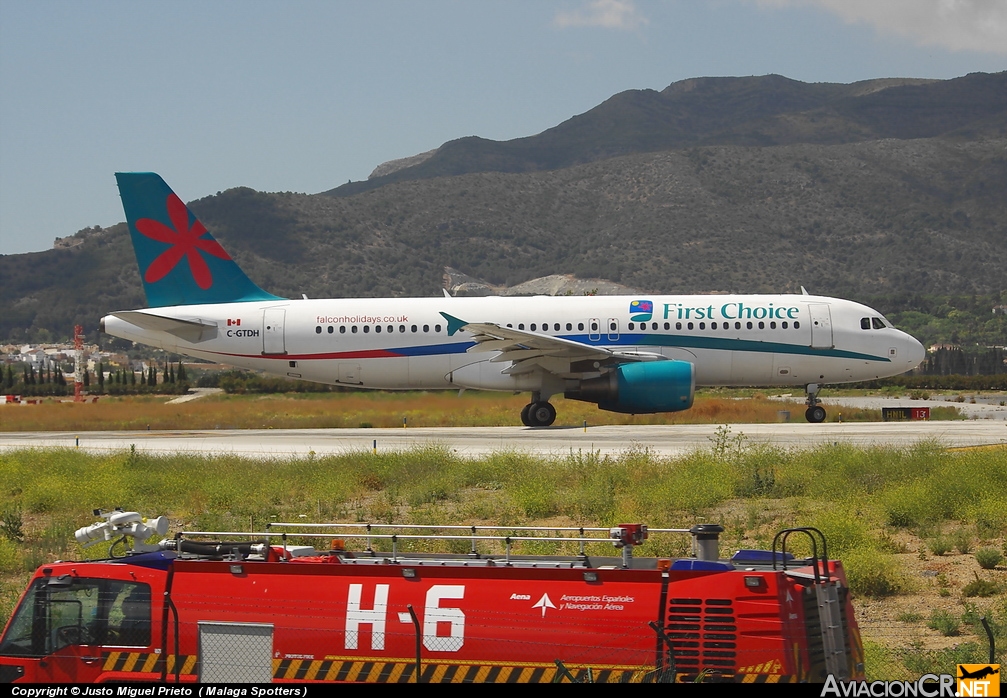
[262,308,286,355]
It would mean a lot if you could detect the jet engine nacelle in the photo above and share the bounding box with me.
[566,360,695,414]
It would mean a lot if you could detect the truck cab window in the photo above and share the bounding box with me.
[0,578,151,657]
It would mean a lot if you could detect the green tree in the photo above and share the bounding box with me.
[97,362,104,389]
[177,362,187,382]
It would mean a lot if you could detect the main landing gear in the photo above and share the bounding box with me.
[805,383,826,423]
[521,394,557,427]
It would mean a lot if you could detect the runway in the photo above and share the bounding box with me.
[1,421,1004,458]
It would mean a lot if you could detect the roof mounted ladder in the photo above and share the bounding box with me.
[773,527,849,681]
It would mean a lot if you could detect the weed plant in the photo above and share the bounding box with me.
[927,609,961,636]
[928,537,953,556]
[962,572,1002,598]
[954,528,973,554]
[975,547,1003,570]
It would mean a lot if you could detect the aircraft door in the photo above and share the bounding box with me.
[337,364,363,385]
[589,318,601,342]
[262,308,286,355]
[808,304,833,349]
[607,318,620,342]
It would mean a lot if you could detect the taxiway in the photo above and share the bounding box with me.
[1,421,1004,458]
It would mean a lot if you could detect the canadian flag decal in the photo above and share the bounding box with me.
[227,319,241,326]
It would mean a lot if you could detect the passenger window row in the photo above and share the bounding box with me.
[314,317,804,338]
[315,324,441,335]
[630,320,800,331]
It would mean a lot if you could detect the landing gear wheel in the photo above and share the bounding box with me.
[526,401,556,427]
[806,405,827,423]
[520,403,532,427]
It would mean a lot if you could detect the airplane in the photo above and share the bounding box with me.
[957,666,999,681]
[100,173,926,426]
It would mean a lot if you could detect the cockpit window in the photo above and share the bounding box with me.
[872,317,886,330]
[861,318,871,330]
[0,577,151,657]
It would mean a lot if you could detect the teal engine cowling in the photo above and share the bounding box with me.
[565,360,695,414]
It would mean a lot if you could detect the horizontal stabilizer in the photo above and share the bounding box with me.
[110,311,218,343]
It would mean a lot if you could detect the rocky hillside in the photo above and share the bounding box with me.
[1,73,1004,342]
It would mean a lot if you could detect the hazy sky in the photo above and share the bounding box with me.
[1,0,1004,255]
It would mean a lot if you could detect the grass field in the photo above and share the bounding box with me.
[1,439,1004,679]
[0,389,964,431]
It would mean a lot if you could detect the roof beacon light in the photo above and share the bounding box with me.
[74,508,169,553]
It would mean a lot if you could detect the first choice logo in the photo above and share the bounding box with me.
[662,302,800,321]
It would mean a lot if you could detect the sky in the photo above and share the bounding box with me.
[1,0,1004,255]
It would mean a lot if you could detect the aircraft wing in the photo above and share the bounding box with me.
[441,312,663,377]
[110,310,218,343]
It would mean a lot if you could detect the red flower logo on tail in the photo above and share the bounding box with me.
[136,194,231,289]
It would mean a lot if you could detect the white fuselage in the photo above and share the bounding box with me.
[102,294,925,393]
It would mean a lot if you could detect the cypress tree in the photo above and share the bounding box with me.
[83,368,90,387]
[169,365,175,383]
[149,365,157,386]
[130,370,136,385]
[97,363,104,389]
[178,362,187,382]
[5,366,12,388]
[23,367,29,386]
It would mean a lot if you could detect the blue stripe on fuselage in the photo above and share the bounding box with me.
[378,334,889,362]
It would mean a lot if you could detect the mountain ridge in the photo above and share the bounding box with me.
[1,72,1004,343]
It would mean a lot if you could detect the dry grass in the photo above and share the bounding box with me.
[0,391,870,431]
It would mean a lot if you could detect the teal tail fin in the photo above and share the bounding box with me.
[115,172,283,307]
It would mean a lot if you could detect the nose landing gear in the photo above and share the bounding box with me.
[805,383,827,423]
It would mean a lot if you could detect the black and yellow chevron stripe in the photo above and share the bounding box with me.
[272,657,654,683]
[735,674,797,683]
[101,651,197,676]
[100,652,654,683]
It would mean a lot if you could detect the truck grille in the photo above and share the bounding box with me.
[667,597,737,677]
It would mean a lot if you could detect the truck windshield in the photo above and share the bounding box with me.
[0,577,151,657]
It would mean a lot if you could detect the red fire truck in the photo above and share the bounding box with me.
[0,511,865,684]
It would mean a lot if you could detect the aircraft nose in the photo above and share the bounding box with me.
[906,335,925,368]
